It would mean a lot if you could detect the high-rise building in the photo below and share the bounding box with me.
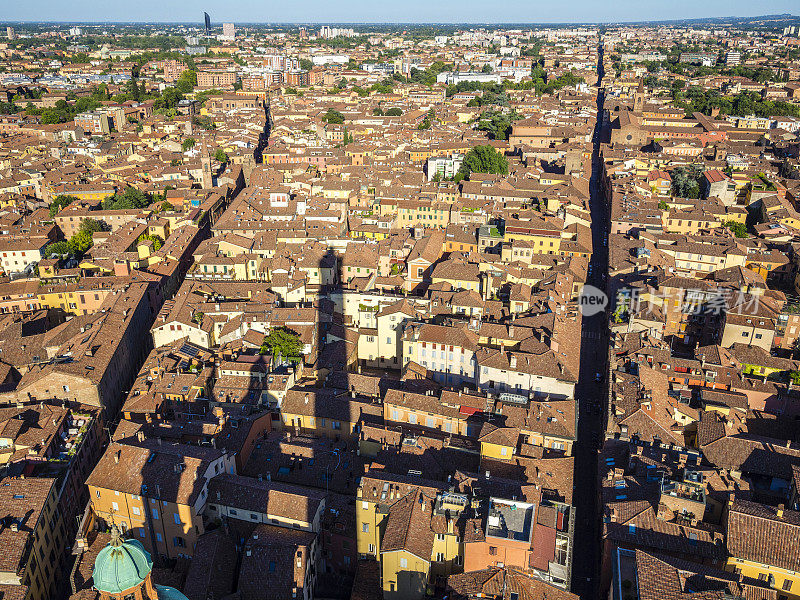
[222,22,235,39]
[725,51,741,66]
[6,27,15,41]
[204,12,211,35]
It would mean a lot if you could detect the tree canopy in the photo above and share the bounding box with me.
[322,108,345,124]
[670,166,703,199]
[458,145,509,180]
[138,233,164,252]
[475,110,522,140]
[102,187,152,210]
[260,327,303,363]
[723,220,748,238]
[49,194,78,217]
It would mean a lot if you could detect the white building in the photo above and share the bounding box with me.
[426,154,463,181]
[221,23,235,40]
[436,71,502,85]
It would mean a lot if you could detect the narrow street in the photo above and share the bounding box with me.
[570,39,608,600]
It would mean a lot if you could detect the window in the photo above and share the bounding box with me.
[783,580,793,592]
[400,557,408,568]
[362,523,369,533]
[132,507,141,516]
[173,537,186,548]
[173,514,181,525]
[436,552,445,562]
[111,502,119,512]
[368,544,375,553]
[155,532,163,542]
[489,546,497,556]
[151,509,159,520]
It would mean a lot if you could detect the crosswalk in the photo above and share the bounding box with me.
[581,330,604,339]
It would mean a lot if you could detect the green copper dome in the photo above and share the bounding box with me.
[155,585,190,600]
[93,526,154,594]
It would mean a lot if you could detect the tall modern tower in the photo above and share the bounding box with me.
[204,12,211,35]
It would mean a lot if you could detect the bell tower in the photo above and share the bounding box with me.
[201,136,213,189]
[633,79,645,113]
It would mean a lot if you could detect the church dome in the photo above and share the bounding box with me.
[155,585,190,600]
[92,526,154,595]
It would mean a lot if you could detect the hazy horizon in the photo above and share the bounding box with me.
[1,0,798,26]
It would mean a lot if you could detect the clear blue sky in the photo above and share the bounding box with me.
[2,0,798,24]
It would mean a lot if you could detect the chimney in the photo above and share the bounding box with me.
[510,355,517,369]
[114,450,120,464]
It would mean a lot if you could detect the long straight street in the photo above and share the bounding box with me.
[570,40,608,600]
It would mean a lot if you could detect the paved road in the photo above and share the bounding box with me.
[569,41,608,600]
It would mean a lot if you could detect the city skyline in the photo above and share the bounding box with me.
[1,0,799,24]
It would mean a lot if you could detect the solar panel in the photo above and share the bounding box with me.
[179,344,199,357]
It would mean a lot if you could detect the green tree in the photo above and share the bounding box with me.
[658,199,669,210]
[260,327,303,362]
[154,87,183,110]
[322,108,345,124]
[723,220,748,238]
[44,240,70,258]
[182,138,196,151]
[67,231,94,256]
[175,70,197,94]
[79,218,105,235]
[103,187,152,210]
[214,148,228,163]
[458,145,509,180]
[475,109,522,140]
[670,166,702,199]
[384,107,402,116]
[137,233,164,251]
[49,194,78,217]
[481,63,493,74]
